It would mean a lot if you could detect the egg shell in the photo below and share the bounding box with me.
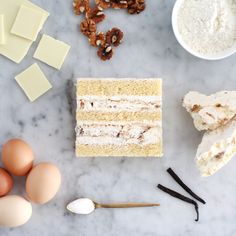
[2,139,34,176]
[26,163,61,204]
[0,195,32,227]
[0,168,13,197]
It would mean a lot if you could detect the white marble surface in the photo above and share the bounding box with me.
[1,0,236,235]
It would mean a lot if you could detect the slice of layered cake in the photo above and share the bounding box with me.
[76,79,163,157]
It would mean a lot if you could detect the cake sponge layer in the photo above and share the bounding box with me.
[77,111,161,122]
[76,143,163,157]
[77,79,162,96]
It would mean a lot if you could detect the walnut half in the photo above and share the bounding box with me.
[80,19,97,37]
[127,0,145,14]
[95,0,111,9]
[106,28,124,47]
[89,32,105,47]
[111,0,128,9]
[97,44,114,60]
[86,6,106,24]
[73,0,90,15]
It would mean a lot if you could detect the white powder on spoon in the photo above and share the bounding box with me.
[67,198,95,214]
[177,0,236,55]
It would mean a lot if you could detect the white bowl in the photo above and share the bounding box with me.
[172,0,236,60]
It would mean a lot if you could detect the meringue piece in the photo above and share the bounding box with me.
[196,118,236,176]
[183,91,236,131]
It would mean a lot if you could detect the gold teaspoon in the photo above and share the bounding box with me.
[67,198,160,215]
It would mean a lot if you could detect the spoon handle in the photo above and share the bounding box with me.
[95,203,160,209]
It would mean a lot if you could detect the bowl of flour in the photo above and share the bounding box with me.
[172,0,236,60]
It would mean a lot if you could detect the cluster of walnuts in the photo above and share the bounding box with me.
[73,0,146,61]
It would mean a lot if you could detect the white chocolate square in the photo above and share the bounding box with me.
[11,5,44,41]
[0,0,49,63]
[34,34,70,70]
[15,63,52,102]
[0,15,5,45]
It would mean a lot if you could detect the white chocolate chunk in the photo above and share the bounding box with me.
[0,15,5,45]
[11,5,45,41]
[0,0,49,63]
[15,63,52,102]
[196,118,236,177]
[183,91,236,131]
[33,34,70,70]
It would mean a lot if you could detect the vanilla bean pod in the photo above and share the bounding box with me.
[167,168,206,204]
[157,184,199,222]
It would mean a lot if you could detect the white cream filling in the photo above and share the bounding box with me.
[77,120,162,126]
[77,96,161,112]
[76,123,162,146]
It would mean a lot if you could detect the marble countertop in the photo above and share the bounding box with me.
[1,0,236,235]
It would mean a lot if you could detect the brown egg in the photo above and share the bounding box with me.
[0,168,13,197]
[0,195,32,227]
[26,163,61,204]
[2,139,34,176]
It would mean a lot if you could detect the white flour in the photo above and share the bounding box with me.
[177,0,236,55]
